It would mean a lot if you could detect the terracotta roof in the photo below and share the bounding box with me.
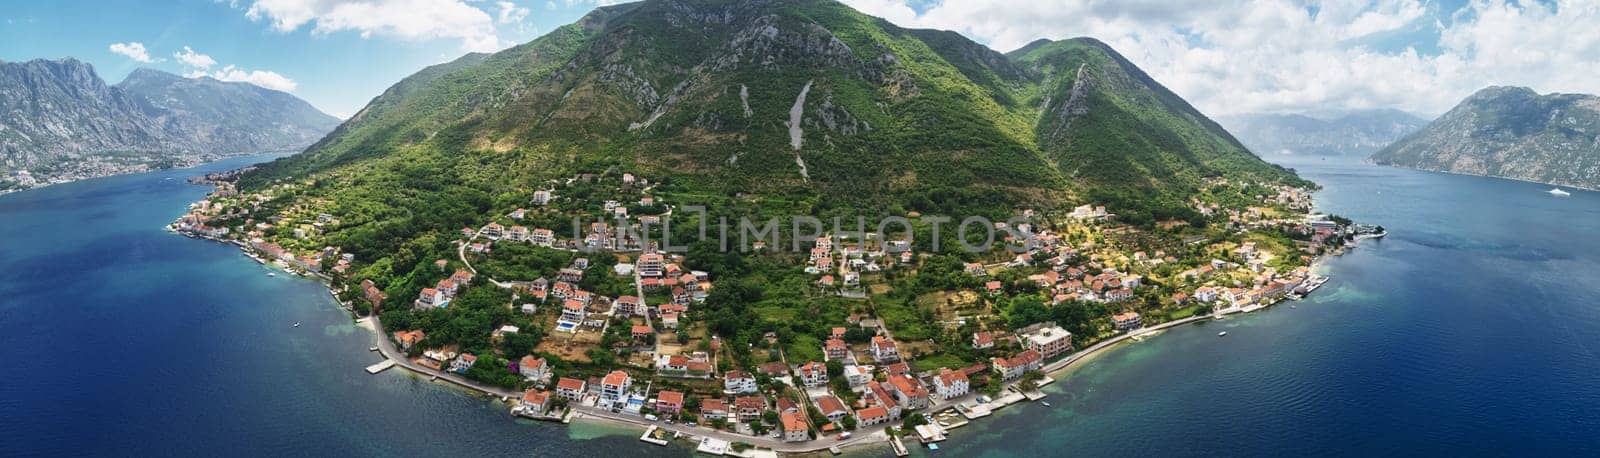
[602,370,630,387]
[938,368,968,386]
[656,390,684,405]
[557,377,586,391]
[701,398,727,412]
[857,405,888,420]
[817,395,847,415]
[735,396,766,410]
[522,389,549,404]
[520,355,546,370]
[780,411,808,432]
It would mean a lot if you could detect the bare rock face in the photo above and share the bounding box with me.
[1371,86,1600,190]
[0,59,339,179]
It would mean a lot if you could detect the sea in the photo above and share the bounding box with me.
[1,154,1598,456]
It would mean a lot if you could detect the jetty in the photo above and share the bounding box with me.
[639,425,670,446]
[696,437,731,455]
[889,434,910,456]
[365,360,397,374]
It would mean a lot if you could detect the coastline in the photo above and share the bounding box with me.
[173,220,1362,456]
[164,162,1375,455]
[1367,162,1599,193]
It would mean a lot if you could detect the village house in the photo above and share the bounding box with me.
[414,287,446,309]
[700,398,729,421]
[780,412,810,442]
[450,353,476,374]
[824,338,850,361]
[734,396,766,422]
[560,299,586,323]
[481,222,504,239]
[855,405,891,427]
[993,349,1043,380]
[965,262,988,276]
[532,190,552,205]
[637,252,665,278]
[655,390,684,416]
[864,381,902,419]
[972,331,995,349]
[614,295,644,316]
[932,368,970,400]
[798,361,828,388]
[393,330,424,350]
[1113,312,1143,331]
[871,335,900,362]
[817,395,850,422]
[724,370,757,394]
[632,325,654,340]
[556,377,588,401]
[845,365,873,388]
[506,225,528,242]
[519,355,550,382]
[1020,324,1074,359]
[521,389,552,415]
[884,374,931,410]
[530,228,554,247]
[600,370,632,403]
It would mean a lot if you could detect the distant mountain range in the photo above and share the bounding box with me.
[1371,86,1600,190]
[1219,109,1429,156]
[0,58,338,189]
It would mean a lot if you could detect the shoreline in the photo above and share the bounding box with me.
[166,177,1371,456]
[1368,162,1599,193]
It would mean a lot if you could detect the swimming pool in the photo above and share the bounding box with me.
[554,321,577,332]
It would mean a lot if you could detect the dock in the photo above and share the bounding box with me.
[639,425,670,446]
[696,437,730,455]
[889,434,909,457]
[365,360,397,374]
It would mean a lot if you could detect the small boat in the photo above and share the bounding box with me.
[1218,331,1227,336]
[293,322,301,328]
[1549,188,1571,197]
[267,272,276,277]
[1041,401,1052,407]
[369,346,379,352]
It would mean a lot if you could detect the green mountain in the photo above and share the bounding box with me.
[116,68,341,154]
[1371,86,1600,190]
[240,0,1303,228]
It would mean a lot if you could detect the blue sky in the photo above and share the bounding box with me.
[0,0,606,118]
[5,0,1596,119]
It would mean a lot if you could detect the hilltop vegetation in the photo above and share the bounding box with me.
[239,0,1304,233]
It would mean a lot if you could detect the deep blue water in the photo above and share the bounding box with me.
[3,155,1598,457]
[0,157,675,456]
[931,156,1600,456]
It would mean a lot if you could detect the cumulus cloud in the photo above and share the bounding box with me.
[840,0,1600,117]
[171,45,296,92]
[108,42,157,63]
[172,46,217,69]
[185,65,299,92]
[496,1,530,25]
[238,0,506,52]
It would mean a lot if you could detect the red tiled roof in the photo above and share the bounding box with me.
[557,377,585,391]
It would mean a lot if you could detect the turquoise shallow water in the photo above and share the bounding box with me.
[3,155,1598,456]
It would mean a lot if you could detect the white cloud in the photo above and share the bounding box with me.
[185,65,299,92]
[496,1,529,25]
[839,0,1600,117]
[108,42,157,63]
[172,45,296,92]
[239,0,506,52]
[173,46,217,69]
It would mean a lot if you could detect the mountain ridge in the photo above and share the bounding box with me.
[0,58,338,188]
[238,0,1306,228]
[1221,109,1429,156]
[1370,86,1600,190]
